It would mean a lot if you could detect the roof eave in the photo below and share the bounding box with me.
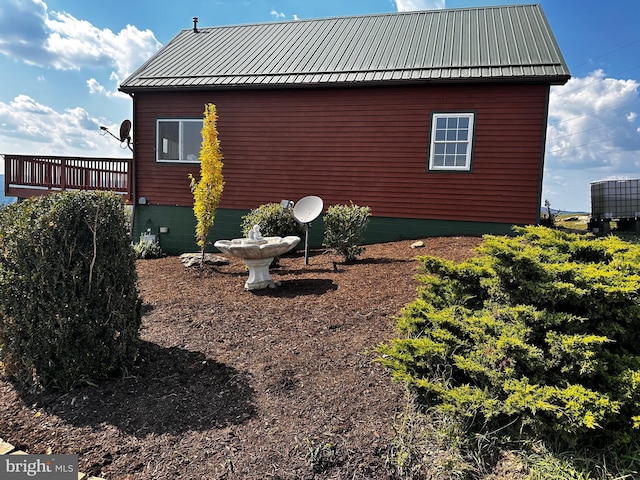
[119,74,571,94]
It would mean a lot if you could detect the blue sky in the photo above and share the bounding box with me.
[0,0,639,212]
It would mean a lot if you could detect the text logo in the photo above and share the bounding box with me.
[2,455,78,479]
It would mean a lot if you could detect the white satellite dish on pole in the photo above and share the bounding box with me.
[293,195,323,265]
[293,196,323,224]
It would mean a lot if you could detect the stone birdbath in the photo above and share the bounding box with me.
[214,225,301,290]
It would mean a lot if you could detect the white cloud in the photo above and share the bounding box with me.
[87,78,127,99]
[0,0,49,62]
[87,78,108,96]
[543,70,640,211]
[0,0,161,94]
[546,69,640,168]
[395,0,445,11]
[45,15,160,85]
[0,94,128,158]
[270,10,285,19]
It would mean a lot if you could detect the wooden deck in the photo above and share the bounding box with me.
[3,154,132,202]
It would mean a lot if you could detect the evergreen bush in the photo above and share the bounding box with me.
[322,203,370,262]
[377,226,640,448]
[240,203,305,239]
[0,191,142,391]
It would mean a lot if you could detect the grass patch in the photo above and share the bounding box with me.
[388,395,640,479]
[555,213,590,232]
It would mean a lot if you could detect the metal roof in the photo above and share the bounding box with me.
[119,4,570,91]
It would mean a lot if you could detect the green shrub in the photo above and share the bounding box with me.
[241,202,305,239]
[322,203,370,262]
[377,226,640,449]
[133,231,164,259]
[0,191,142,391]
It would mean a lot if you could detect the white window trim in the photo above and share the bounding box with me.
[156,118,203,163]
[428,112,475,172]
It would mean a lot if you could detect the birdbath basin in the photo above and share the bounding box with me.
[214,225,300,290]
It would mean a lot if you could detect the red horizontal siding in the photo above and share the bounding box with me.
[132,83,549,224]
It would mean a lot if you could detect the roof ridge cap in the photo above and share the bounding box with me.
[177,4,541,32]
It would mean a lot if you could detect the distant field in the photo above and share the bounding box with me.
[553,213,640,243]
[555,213,590,231]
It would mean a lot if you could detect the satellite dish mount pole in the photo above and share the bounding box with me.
[303,222,311,265]
[292,195,323,267]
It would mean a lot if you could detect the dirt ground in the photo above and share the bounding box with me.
[0,236,482,479]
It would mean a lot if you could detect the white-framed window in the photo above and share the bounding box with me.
[156,119,203,162]
[429,113,475,171]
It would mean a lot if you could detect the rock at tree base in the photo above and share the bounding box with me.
[179,253,230,267]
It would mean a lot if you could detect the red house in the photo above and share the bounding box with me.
[119,4,570,254]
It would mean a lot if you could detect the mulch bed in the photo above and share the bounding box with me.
[0,236,481,479]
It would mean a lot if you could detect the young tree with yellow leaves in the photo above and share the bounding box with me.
[189,103,224,262]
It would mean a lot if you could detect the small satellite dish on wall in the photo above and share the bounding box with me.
[293,196,323,265]
[119,119,132,143]
[99,119,133,152]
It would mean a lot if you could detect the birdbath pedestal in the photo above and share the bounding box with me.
[214,225,301,290]
[242,257,280,290]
